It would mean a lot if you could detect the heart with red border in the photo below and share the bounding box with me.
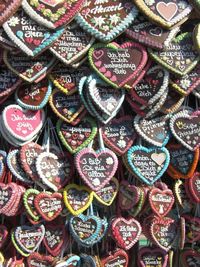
[101,249,129,267]
[188,172,200,203]
[0,182,17,214]
[43,224,67,256]
[181,249,200,267]
[112,217,142,250]
[49,89,86,125]
[149,188,174,217]
[118,181,140,210]
[183,214,200,243]
[75,148,118,192]
[150,217,177,251]
[88,42,148,89]
[36,151,73,191]
[2,104,45,142]
[57,116,97,154]
[138,247,168,267]
[0,0,21,26]
[170,109,200,151]
[102,116,136,156]
[0,225,8,249]
[167,143,199,179]
[27,252,54,267]
[34,192,64,221]
[22,0,85,29]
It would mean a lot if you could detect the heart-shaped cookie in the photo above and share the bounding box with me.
[0,182,17,214]
[27,252,54,267]
[93,177,119,206]
[2,104,45,142]
[50,23,95,65]
[16,79,52,110]
[149,188,174,217]
[118,181,140,210]
[57,116,97,154]
[112,217,142,250]
[188,172,200,203]
[34,192,63,221]
[170,109,200,151]
[127,145,170,185]
[138,247,168,267]
[76,0,138,42]
[134,115,170,147]
[181,249,200,267]
[22,0,85,29]
[3,9,65,57]
[88,42,148,89]
[101,249,129,267]
[4,50,56,83]
[126,14,180,49]
[49,89,86,125]
[0,0,21,26]
[75,147,118,191]
[102,116,136,156]
[149,32,200,76]
[63,184,93,215]
[36,151,73,191]
[183,215,200,243]
[167,143,199,179]
[23,189,40,221]
[134,0,192,29]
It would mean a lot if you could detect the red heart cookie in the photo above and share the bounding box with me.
[27,252,54,267]
[101,249,129,267]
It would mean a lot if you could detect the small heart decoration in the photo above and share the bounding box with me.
[127,145,170,185]
[2,104,45,141]
[34,192,64,221]
[22,0,85,29]
[57,116,97,154]
[167,143,199,179]
[138,247,168,267]
[170,110,200,151]
[150,217,177,251]
[27,252,54,267]
[118,181,140,210]
[76,0,138,42]
[112,217,142,250]
[149,188,175,217]
[101,249,129,267]
[63,184,93,215]
[89,42,148,89]
[75,148,118,191]
[36,151,73,191]
[102,115,136,156]
[94,177,119,206]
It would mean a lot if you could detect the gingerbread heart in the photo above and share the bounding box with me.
[57,116,97,154]
[118,181,140,210]
[3,9,64,57]
[149,32,200,76]
[101,249,129,267]
[134,115,170,147]
[75,148,118,191]
[49,89,86,125]
[36,151,73,191]
[43,224,67,256]
[170,110,200,151]
[16,79,52,110]
[50,23,95,65]
[188,172,200,203]
[167,143,199,179]
[112,217,142,250]
[23,189,40,221]
[22,0,85,29]
[4,50,56,83]
[2,105,45,142]
[126,14,180,49]
[0,183,17,214]
[134,0,192,29]
[93,177,119,206]
[138,247,168,267]
[63,184,93,215]
[0,0,21,26]
[102,116,136,156]
[34,192,63,221]
[76,0,138,42]
[183,215,200,243]
[127,145,170,185]
[149,188,174,217]
[88,42,148,89]
[181,249,200,267]
[0,225,8,249]
[27,252,54,267]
